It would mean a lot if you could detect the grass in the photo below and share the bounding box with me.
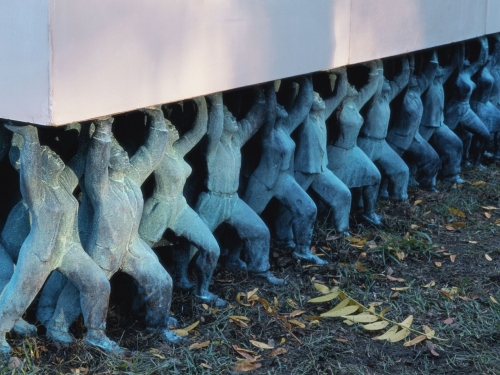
[2,162,500,374]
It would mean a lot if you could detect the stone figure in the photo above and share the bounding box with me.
[45,110,182,345]
[470,36,500,159]
[444,42,489,168]
[385,53,440,192]
[190,89,284,285]
[358,57,410,200]
[489,33,500,158]
[326,61,383,225]
[0,123,119,354]
[138,97,225,306]
[243,77,324,264]
[419,46,465,184]
[273,69,352,250]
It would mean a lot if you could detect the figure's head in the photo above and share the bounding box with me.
[346,84,358,98]
[275,103,288,119]
[166,119,179,145]
[109,142,130,173]
[223,106,238,133]
[311,92,326,112]
[41,146,65,176]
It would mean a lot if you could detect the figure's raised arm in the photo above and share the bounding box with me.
[262,82,277,141]
[205,93,224,159]
[388,56,410,101]
[469,37,488,75]
[439,46,459,83]
[416,51,439,94]
[60,122,93,192]
[237,87,267,145]
[324,67,348,119]
[4,123,43,206]
[129,106,169,185]
[283,75,313,134]
[86,117,113,199]
[174,96,208,157]
[355,60,380,110]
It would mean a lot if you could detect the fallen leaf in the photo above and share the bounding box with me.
[484,212,492,219]
[395,252,405,261]
[355,262,367,273]
[335,338,348,343]
[490,296,498,304]
[391,292,399,299]
[403,335,427,347]
[422,325,435,339]
[307,290,340,303]
[342,313,379,323]
[289,310,306,317]
[269,347,287,357]
[387,275,406,282]
[359,252,367,258]
[443,317,453,325]
[450,254,456,263]
[232,361,262,372]
[427,341,439,356]
[482,206,499,210]
[391,287,410,291]
[410,224,420,230]
[485,254,493,261]
[321,305,359,318]
[289,319,306,328]
[449,207,466,218]
[414,199,423,206]
[434,261,442,267]
[422,281,436,288]
[471,180,487,187]
[189,340,210,350]
[247,288,259,299]
[445,226,455,231]
[363,320,390,331]
[365,240,377,249]
[313,283,330,295]
[468,240,478,244]
[200,363,212,369]
[250,340,274,350]
[373,325,399,340]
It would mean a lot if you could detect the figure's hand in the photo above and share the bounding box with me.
[140,105,163,117]
[364,60,379,73]
[207,92,223,104]
[4,123,37,139]
[430,49,438,64]
[401,56,410,72]
[93,116,114,132]
[191,96,206,108]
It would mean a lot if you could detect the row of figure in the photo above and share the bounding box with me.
[0,34,499,355]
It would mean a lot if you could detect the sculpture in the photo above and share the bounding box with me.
[489,33,500,158]
[273,70,352,251]
[419,46,465,184]
[385,53,440,192]
[326,61,383,225]
[45,110,182,345]
[243,77,323,264]
[444,42,489,168]
[358,58,410,200]
[138,97,225,306]
[190,90,284,285]
[0,123,119,354]
[470,36,500,160]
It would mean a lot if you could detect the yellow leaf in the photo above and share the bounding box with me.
[250,340,274,350]
[200,363,212,369]
[410,224,420,230]
[189,340,210,350]
[490,296,498,304]
[403,335,427,347]
[280,338,286,345]
[395,252,405,261]
[269,347,287,357]
[355,261,367,272]
[182,321,200,332]
[484,212,492,218]
[391,287,410,291]
[323,297,349,311]
[307,291,340,303]
[373,325,399,340]
[387,275,406,282]
[468,240,478,244]
[485,254,493,261]
[202,304,209,310]
[289,310,306,317]
[232,360,262,372]
[247,288,259,299]
[482,206,499,210]
[380,307,391,317]
[449,207,466,218]
[172,329,189,337]
[414,199,423,206]
[236,292,251,306]
[471,180,486,186]
[342,313,379,323]
[363,321,390,331]
[422,325,435,339]
[434,261,442,267]
[314,283,330,295]
[422,281,436,288]
[388,328,411,343]
[289,319,306,328]
[321,305,359,318]
[399,316,414,328]
[229,315,250,321]
[450,254,456,263]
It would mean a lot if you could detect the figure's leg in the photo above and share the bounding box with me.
[374,142,409,200]
[406,138,439,191]
[461,109,490,167]
[122,239,182,343]
[430,125,464,183]
[227,199,284,284]
[310,170,351,234]
[0,244,53,354]
[274,176,322,265]
[138,197,169,248]
[170,207,225,307]
[57,244,122,353]
[361,183,382,226]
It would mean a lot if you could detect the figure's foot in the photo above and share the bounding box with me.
[273,239,296,249]
[362,213,382,227]
[293,251,328,265]
[13,319,37,337]
[408,177,419,187]
[378,191,390,200]
[252,270,286,285]
[85,330,127,355]
[46,327,73,345]
[195,292,228,308]
[342,231,351,238]
[161,328,185,344]
[0,337,10,355]
[442,175,466,184]
[174,276,194,291]
[421,186,439,193]
[224,258,247,271]
[473,163,487,170]
[167,316,178,328]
